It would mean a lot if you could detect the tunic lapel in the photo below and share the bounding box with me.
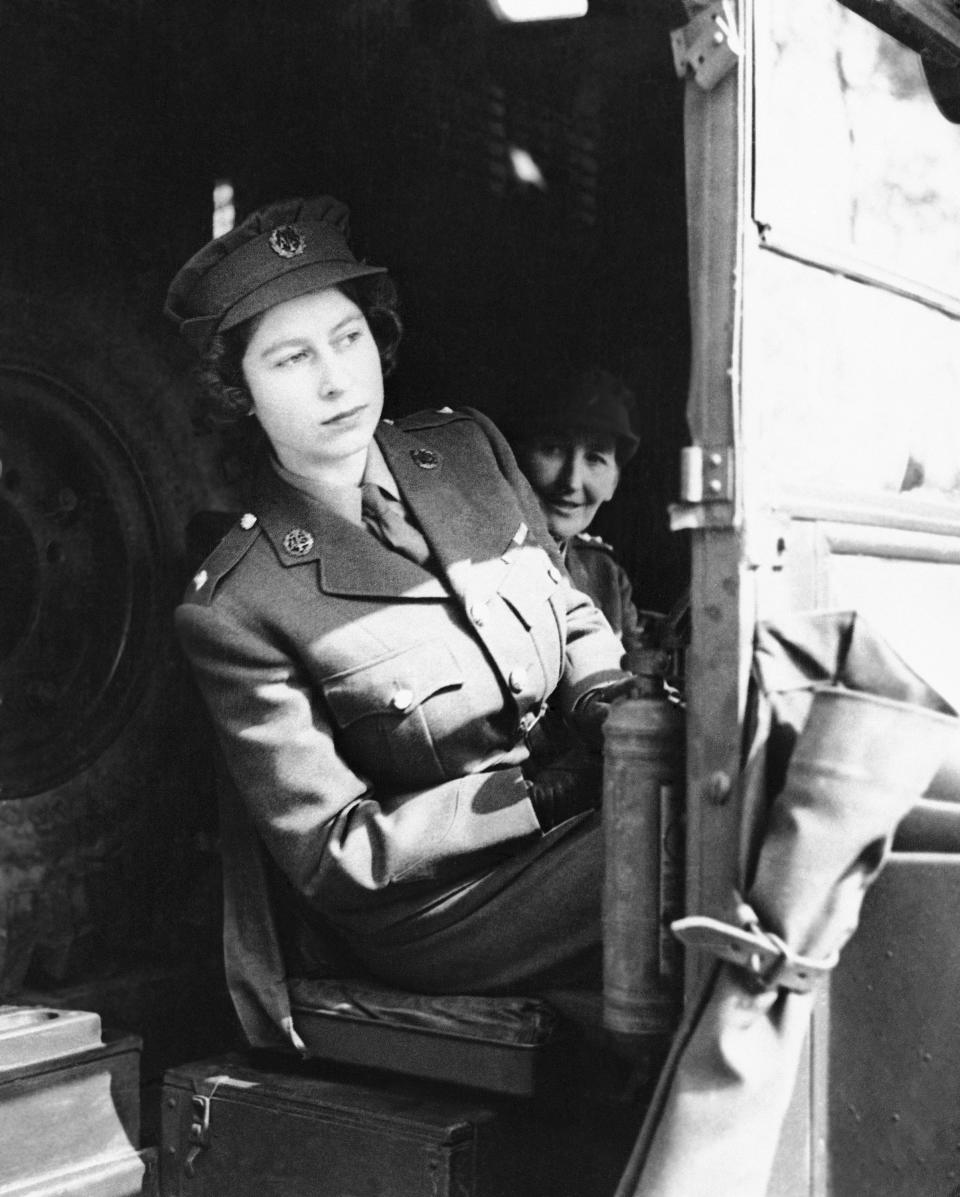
[252,459,449,600]
[318,519,449,599]
[376,420,523,600]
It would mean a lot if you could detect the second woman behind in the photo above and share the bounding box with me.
[510,366,644,650]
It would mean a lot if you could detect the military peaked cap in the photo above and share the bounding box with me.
[164,195,387,350]
[524,366,641,463]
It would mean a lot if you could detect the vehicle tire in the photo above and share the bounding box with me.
[0,283,222,991]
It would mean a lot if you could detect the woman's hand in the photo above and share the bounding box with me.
[568,675,638,750]
[522,745,604,831]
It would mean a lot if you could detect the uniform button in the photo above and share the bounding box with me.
[508,667,528,694]
[547,566,562,583]
[390,688,414,712]
[240,512,257,530]
[410,448,440,470]
[193,570,208,591]
[469,602,487,626]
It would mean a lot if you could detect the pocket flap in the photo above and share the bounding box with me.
[322,642,463,727]
[498,553,559,629]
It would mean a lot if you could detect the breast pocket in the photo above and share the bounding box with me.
[321,643,464,786]
[496,548,565,685]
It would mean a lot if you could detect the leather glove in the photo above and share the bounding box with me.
[523,707,578,767]
[523,746,603,832]
[568,676,638,751]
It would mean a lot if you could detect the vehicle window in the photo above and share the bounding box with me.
[744,0,960,506]
[743,253,960,500]
[755,0,960,298]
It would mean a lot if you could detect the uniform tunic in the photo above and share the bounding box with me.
[563,532,641,648]
[177,408,627,1044]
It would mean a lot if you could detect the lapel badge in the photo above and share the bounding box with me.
[282,527,314,556]
[410,448,440,470]
[269,225,306,259]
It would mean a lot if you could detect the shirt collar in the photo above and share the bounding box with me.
[270,436,401,525]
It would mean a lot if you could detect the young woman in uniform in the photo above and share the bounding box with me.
[165,195,633,1046]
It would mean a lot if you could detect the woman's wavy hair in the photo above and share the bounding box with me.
[195,273,403,431]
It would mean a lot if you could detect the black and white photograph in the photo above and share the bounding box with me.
[3,2,960,1194]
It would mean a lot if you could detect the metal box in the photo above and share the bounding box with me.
[0,1009,145,1196]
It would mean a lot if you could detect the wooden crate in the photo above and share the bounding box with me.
[160,1053,519,1197]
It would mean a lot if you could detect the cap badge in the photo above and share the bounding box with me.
[410,448,440,470]
[282,527,315,556]
[269,225,306,259]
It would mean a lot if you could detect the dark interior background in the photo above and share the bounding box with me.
[2,0,690,601]
[0,0,690,1136]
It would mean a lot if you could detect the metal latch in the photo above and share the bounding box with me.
[184,1093,212,1177]
[743,510,790,570]
[678,445,734,503]
[670,1,741,90]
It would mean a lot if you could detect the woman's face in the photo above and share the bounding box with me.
[521,432,620,541]
[241,287,384,478]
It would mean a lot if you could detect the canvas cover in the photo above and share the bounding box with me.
[616,609,960,1197]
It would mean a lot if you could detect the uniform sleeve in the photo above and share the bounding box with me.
[616,560,642,650]
[464,407,629,707]
[176,601,541,915]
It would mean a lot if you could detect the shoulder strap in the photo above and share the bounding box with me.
[573,531,615,554]
[183,513,262,606]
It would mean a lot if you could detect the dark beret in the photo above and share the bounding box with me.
[164,196,387,351]
[520,366,641,462]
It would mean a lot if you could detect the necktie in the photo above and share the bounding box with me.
[360,483,434,568]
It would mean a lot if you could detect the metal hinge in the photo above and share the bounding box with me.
[670,1,741,90]
[678,445,734,504]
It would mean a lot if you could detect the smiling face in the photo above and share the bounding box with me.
[241,286,384,482]
[520,432,620,541]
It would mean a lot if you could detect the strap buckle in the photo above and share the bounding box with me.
[671,903,839,993]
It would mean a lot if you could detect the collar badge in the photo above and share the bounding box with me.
[410,448,440,470]
[269,225,306,259]
[282,527,314,556]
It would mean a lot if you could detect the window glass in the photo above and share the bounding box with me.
[743,240,960,502]
[746,0,960,505]
[756,0,960,299]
